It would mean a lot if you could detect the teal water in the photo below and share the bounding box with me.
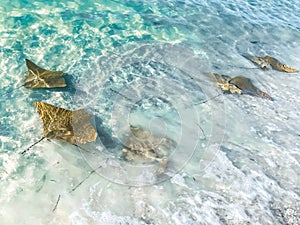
[0,0,300,224]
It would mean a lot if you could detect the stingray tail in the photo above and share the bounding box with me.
[110,88,133,101]
[194,93,222,105]
[70,169,96,192]
[72,143,91,152]
[241,54,253,61]
[21,137,45,154]
[3,84,25,97]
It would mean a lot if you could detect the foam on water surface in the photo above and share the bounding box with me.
[0,0,300,224]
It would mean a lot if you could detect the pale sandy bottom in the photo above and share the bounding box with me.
[0,1,300,224]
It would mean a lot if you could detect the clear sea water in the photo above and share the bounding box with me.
[0,0,300,224]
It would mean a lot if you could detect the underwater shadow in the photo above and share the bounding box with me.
[93,115,120,151]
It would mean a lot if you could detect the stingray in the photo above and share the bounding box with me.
[4,59,67,96]
[71,125,177,191]
[24,59,66,88]
[229,76,272,99]
[121,125,177,173]
[21,102,97,154]
[211,73,272,100]
[243,55,297,73]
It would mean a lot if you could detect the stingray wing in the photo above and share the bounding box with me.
[40,76,66,88]
[262,56,296,73]
[26,59,47,74]
[24,59,66,88]
[242,55,271,70]
[208,73,236,92]
[71,109,97,144]
[229,76,271,99]
[25,59,64,78]
[24,76,66,88]
[229,76,255,91]
[242,54,261,65]
[33,102,73,139]
[208,73,231,83]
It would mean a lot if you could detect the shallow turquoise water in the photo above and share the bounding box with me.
[0,0,300,224]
